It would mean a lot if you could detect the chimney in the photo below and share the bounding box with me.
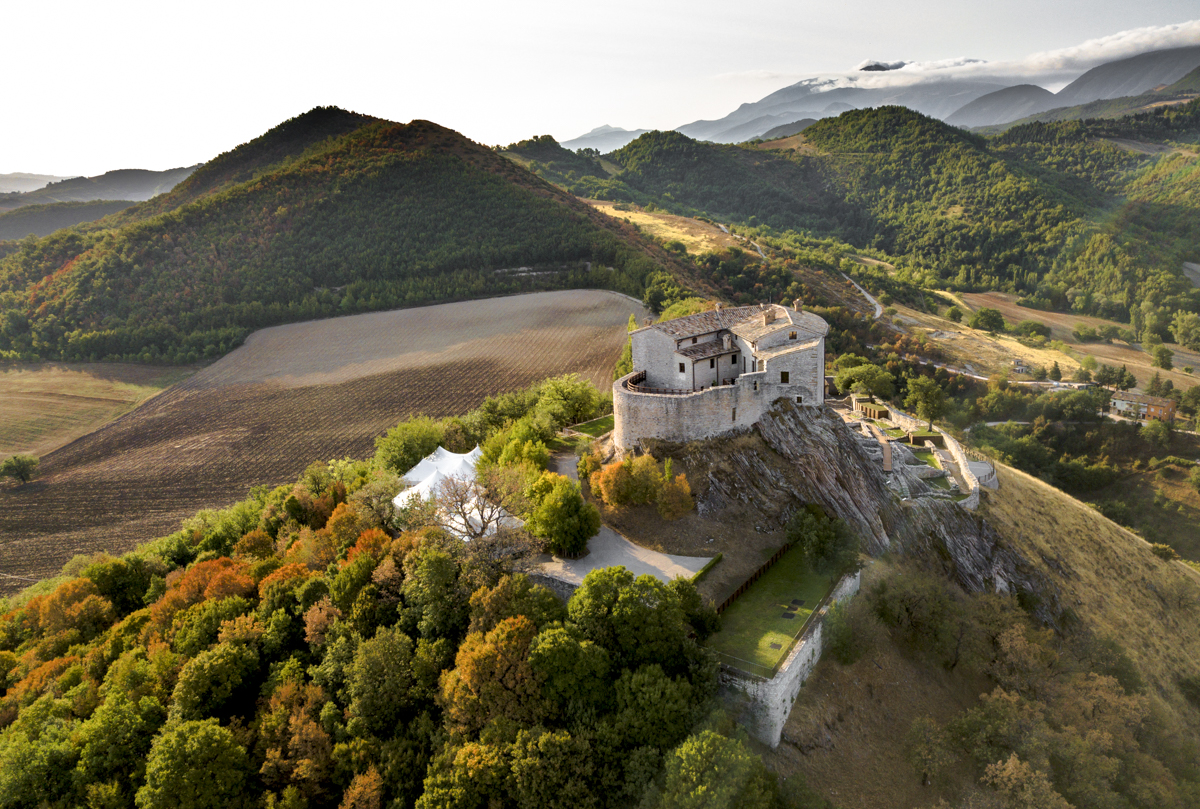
[715,302,722,312]
[722,333,732,350]
[643,317,652,326]
[793,298,802,312]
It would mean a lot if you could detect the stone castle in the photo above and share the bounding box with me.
[613,301,828,450]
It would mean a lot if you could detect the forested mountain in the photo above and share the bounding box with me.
[676,78,1007,142]
[944,84,1057,128]
[759,118,817,140]
[0,167,196,213]
[0,109,696,364]
[515,102,1200,327]
[0,201,135,240]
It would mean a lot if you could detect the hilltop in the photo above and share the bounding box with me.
[513,103,1200,326]
[0,108,698,364]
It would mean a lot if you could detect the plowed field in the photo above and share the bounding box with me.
[0,290,646,592]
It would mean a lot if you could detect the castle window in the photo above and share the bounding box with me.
[710,358,715,369]
[692,337,698,344]
[780,371,790,383]
[789,331,797,340]
[678,362,685,373]
[732,408,736,422]
[731,354,738,364]
[753,381,758,391]
[795,395,803,403]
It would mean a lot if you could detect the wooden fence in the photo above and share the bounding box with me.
[717,543,792,614]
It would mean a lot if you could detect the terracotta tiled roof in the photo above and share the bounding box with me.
[677,340,738,360]
[649,305,760,338]
[651,303,828,341]
[1111,390,1175,408]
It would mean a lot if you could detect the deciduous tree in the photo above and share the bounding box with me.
[904,376,946,430]
[135,719,251,809]
[0,454,38,483]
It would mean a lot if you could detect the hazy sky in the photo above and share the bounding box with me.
[3,0,1199,176]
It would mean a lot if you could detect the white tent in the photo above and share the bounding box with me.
[391,446,520,539]
[400,446,483,485]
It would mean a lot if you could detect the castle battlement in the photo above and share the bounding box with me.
[613,301,827,450]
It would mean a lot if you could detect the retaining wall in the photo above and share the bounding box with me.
[612,371,822,450]
[884,404,988,508]
[527,572,578,603]
[719,570,861,748]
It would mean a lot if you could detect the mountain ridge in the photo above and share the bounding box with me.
[0,110,698,363]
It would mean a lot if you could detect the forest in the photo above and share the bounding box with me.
[512,102,1200,329]
[0,376,786,809]
[4,372,1200,808]
[0,111,686,364]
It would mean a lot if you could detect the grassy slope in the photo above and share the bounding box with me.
[765,463,1200,808]
[979,464,1200,722]
[0,362,194,457]
[707,550,829,672]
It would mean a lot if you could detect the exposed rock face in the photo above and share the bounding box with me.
[668,401,1060,625]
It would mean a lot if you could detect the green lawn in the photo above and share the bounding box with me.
[927,474,952,490]
[572,414,614,437]
[911,448,939,467]
[707,547,833,676]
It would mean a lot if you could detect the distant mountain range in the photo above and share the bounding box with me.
[561,40,1200,146]
[948,45,1200,128]
[0,172,73,194]
[561,125,650,153]
[0,165,198,213]
[676,79,1007,142]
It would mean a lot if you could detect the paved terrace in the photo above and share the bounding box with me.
[538,526,712,586]
[541,451,713,586]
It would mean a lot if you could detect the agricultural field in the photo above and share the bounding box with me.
[960,292,1200,389]
[890,301,1085,379]
[586,200,741,255]
[885,291,1200,390]
[0,290,647,592]
[0,363,195,458]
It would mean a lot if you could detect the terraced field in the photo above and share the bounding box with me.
[0,290,647,591]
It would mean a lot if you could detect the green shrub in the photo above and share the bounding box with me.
[1150,543,1180,562]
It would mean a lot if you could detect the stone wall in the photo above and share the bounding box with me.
[884,404,988,508]
[632,327,685,389]
[613,371,767,449]
[720,571,861,748]
[527,572,578,603]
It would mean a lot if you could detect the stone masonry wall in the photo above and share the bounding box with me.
[884,404,984,509]
[720,571,861,748]
[613,371,768,449]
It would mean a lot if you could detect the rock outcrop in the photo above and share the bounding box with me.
[662,401,1061,625]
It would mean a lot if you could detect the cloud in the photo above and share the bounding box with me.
[740,19,1200,93]
[1021,19,1200,73]
[856,59,910,71]
[715,69,807,82]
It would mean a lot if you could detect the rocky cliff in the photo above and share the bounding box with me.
[654,401,1061,625]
